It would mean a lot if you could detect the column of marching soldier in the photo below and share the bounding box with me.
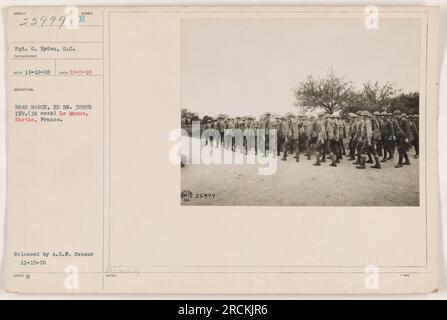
[196,109,419,169]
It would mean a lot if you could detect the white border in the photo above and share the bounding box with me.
[0,0,445,299]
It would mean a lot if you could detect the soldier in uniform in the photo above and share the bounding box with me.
[335,112,346,161]
[204,119,213,146]
[234,116,241,130]
[389,112,398,158]
[247,117,259,155]
[278,116,289,160]
[403,112,413,156]
[286,114,295,154]
[347,112,359,161]
[235,116,243,151]
[269,116,280,157]
[410,114,419,159]
[392,110,412,168]
[379,111,394,162]
[259,112,271,156]
[297,114,306,158]
[352,111,366,165]
[244,116,255,154]
[320,113,332,162]
[405,113,414,147]
[356,111,381,169]
[372,111,383,157]
[238,117,247,152]
[303,114,314,160]
[212,119,220,147]
[327,112,339,167]
[313,113,329,166]
[283,116,300,162]
[309,113,319,160]
[225,117,235,150]
[217,116,226,147]
[276,117,286,158]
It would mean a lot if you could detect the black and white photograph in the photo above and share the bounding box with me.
[180,17,421,206]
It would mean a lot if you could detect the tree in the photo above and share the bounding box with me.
[341,91,365,116]
[389,92,419,115]
[181,108,199,124]
[202,115,213,124]
[293,68,355,114]
[361,81,399,112]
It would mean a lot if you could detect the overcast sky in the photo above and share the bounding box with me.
[181,18,421,117]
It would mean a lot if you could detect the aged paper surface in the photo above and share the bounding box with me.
[4,6,441,294]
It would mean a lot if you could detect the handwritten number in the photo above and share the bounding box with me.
[19,18,28,26]
[49,16,57,26]
[18,16,69,28]
[59,16,66,29]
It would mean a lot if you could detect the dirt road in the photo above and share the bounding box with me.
[181,142,420,206]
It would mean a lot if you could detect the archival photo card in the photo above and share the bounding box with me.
[4,6,440,294]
